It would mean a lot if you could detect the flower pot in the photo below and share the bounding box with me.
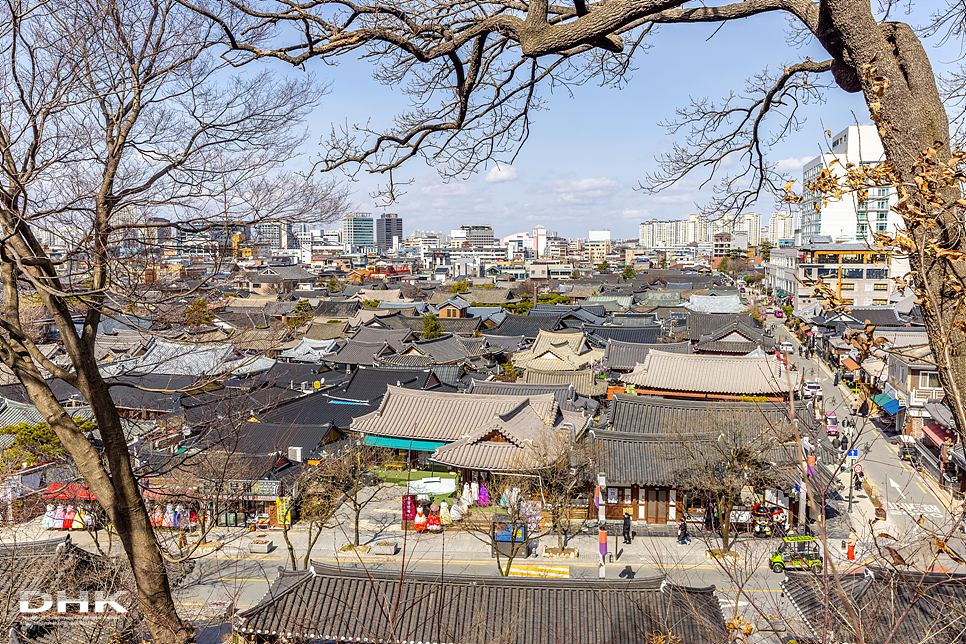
[373,542,397,555]
[249,540,272,554]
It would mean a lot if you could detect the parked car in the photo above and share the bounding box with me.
[774,309,784,318]
[802,382,823,399]
[780,341,794,354]
[770,536,823,573]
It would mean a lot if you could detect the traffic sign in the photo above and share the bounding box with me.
[847,449,859,461]
[853,464,863,474]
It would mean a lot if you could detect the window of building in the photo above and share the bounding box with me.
[876,211,889,220]
[920,372,941,389]
[873,283,889,291]
[869,254,887,263]
[866,269,887,279]
[817,268,837,278]
[251,283,261,288]
[842,268,863,279]
[802,267,813,277]
[876,223,888,232]
[815,253,838,264]
[840,283,855,291]
[855,224,869,235]
[872,299,889,305]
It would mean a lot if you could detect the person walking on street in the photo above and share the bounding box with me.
[678,520,691,545]
[622,510,632,544]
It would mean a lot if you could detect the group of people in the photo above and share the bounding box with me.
[41,504,93,530]
[413,480,495,533]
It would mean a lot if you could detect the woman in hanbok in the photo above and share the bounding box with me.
[450,501,463,522]
[478,484,491,507]
[41,505,56,529]
[499,489,510,507]
[63,506,76,530]
[471,481,480,506]
[461,483,473,507]
[174,505,185,529]
[162,504,175,528]
[188,508,199,531]
[439,501,453,526]
[83,507,95,528]
[428,504,441,532]
[72,507,85,530]
[54,505,65,530]
[414,505,428,532]
[150,505,163,527]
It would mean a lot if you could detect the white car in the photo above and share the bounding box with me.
[802,382,823,399]
[780,341,795,354]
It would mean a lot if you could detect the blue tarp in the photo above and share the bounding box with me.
[363,435,447,451]
[882,399,905,416]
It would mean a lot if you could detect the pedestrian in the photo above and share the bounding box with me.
[847,531,858,561]
[622,509,632,544]
[678,520,690,545]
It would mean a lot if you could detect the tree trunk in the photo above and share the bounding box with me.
[825,2,966,439]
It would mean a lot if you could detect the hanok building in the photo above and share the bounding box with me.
[351,386,587,471]
[234,563,729,644]
[589,395,800,529]
[619,351,796,401]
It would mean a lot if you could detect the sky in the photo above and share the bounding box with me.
[290,4,957,240]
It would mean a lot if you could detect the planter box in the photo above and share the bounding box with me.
[543,547,578,559]
[249,540,273,554]
[874,507,887,520]
[373,542,397,555]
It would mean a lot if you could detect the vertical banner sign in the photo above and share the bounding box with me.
[276,497,291,526]
[402,494,417,521]
[598,529,607,578]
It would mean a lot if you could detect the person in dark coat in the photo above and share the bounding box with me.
[622,511,632,544]
[678,520,690,545]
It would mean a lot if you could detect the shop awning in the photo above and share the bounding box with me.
[923,422,957,448]
[881,398,905,415]
[872,393,894,407]
[43,482,96,501]
[841,357,861,371]
[363,435,448,451]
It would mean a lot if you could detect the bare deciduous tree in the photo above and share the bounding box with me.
[0,0,347,641]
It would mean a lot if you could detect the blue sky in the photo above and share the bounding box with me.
[296,5,954,239]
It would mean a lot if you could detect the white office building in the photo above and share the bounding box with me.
[801,125,901,242]
[769,211,796,245]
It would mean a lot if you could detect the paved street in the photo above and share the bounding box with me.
[771,323,963,562]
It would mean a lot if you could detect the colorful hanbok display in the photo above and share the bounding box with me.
[72,507,85,530]
[162,504,175,528]
[414,506,428,532]
[42,505,56,529]
[449,502,464,522]
[63,506,76,530]
[478,484,491,507]
[439,501,453,525]
[54,505,65,530]
[428,504,441,532]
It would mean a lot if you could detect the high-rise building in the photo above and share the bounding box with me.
[801,125,900,241]
[343,212,375,251]
[375,213,403,252]
[460,224,494,246]
[739,212,762,247]
[638,216,707,248]
[769,210,795,245]
[255,221,294,250]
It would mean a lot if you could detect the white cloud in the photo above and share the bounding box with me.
[774,156,812,173]
[484,165,518,183]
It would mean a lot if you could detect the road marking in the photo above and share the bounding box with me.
[507,564,570,578]
[218,579,271,583]
[719,599,750,607]
[890,478,906,499]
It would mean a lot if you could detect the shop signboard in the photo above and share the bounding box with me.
[276,497,291,525]
[402,494,416,521]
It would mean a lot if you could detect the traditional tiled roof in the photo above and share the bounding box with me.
[466,379,597,413]
[520,367,608,397]
[481,334,527,352]
[531,303,608,318]
[394,333,480,365]
[685,294,745,313]
[584,324,662,345]
[303,321,350,341]
[311,300,361,319]
[428,287,516,305]
[606,394,790,434]
[321,340,394,366]
[258,394,377,427]
[848,306,906,327]
[602,339,691,370]
[352,386,558,442]
[591,429,693,486]
[511,331,604,371]
[121,340,236,376]
[687,313,759,341]
[235,563,728,644]
[782,569,966,644]
[432,403,563,471]
[278,338,342,362]
[488,312,564,338]
[583,295,633,311]
[349,326,418,352]
[619,351,795,396]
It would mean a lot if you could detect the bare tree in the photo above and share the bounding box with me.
[0,0,347,641]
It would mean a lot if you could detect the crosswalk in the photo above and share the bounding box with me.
[506,563,570,578]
